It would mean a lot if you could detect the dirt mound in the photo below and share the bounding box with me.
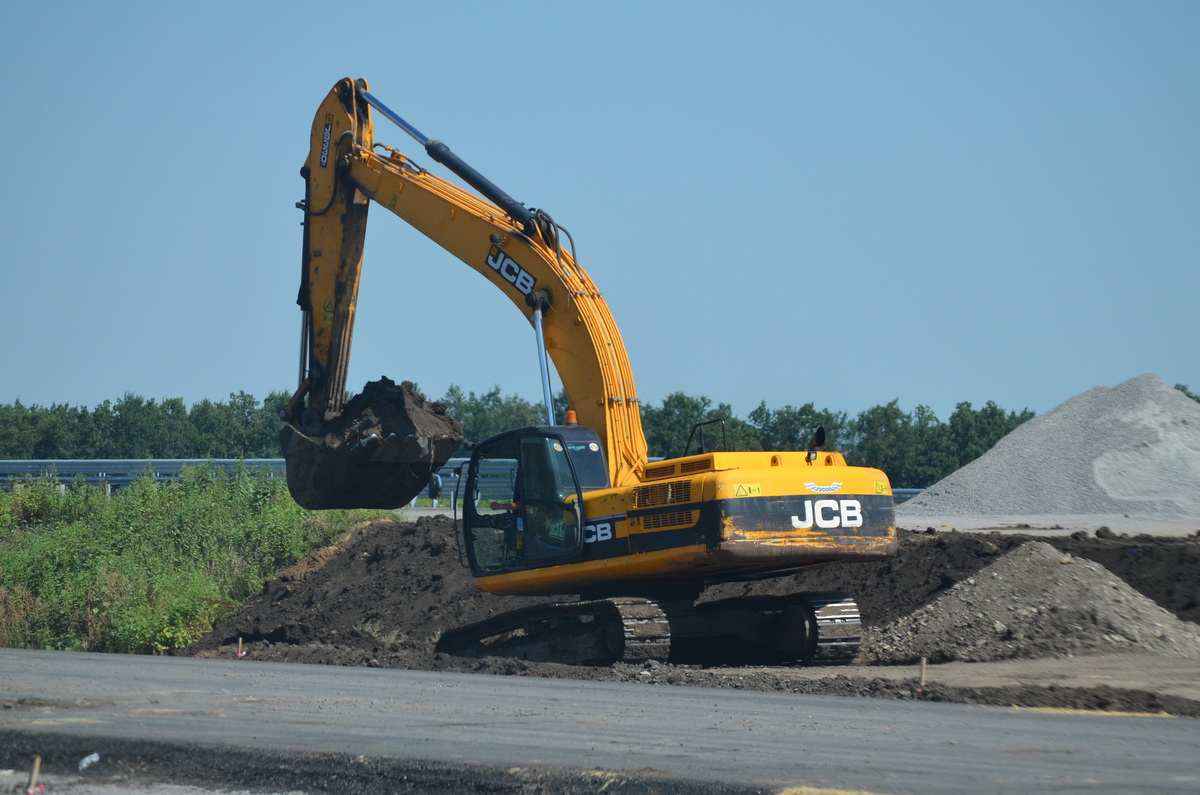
[861,541,1200,664]
[186,518,1200,670]
[280,378,462,509]
[189,516,552,667]
[899,374,1200,529]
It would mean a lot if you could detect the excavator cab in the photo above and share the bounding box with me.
[462,425,606,576]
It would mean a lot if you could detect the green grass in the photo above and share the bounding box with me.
[0,464,384,653]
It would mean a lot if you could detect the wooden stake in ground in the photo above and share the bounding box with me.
[26,754,41,794]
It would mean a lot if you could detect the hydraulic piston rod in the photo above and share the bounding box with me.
[359,87,534,233]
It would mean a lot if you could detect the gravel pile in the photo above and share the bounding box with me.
[898,373,1200,531]
[861,541,1200,664]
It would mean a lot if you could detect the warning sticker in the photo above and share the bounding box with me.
[734,483,763,498]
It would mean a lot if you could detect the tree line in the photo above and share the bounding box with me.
[0,392,291,461]
[3,383,1195,488]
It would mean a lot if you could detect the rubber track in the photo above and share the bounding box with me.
[608,597,671,662]
[434,598,670,665]
[434,593,857,665]
[806,592,863,662]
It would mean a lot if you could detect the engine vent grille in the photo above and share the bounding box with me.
[643,510,695,530]
[681,458,712,474]
[643,464,676,480]
[633,480,692,507]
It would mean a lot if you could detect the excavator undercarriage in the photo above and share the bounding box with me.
[434,592,862,666]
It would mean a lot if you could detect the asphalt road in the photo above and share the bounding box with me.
[2,649,1198,793]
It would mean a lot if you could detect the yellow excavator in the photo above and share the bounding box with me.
[282,78,897,665]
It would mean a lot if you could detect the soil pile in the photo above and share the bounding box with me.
[860,541,1200,664]
[898,374,1200,530]
[190,516,552,668]
[280,378,462,510]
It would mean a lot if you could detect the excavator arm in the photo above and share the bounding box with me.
[283,78,648,505]
[287,78,373,425]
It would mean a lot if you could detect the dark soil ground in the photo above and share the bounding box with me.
[3,732,759,795]
[185,516,1200,716]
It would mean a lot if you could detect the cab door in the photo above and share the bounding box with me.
[463,429,584,575]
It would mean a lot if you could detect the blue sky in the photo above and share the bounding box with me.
[3,1,1196,423]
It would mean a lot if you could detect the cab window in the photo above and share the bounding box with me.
[464,431,583,574]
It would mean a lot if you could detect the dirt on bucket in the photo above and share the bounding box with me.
[280,378,462,510]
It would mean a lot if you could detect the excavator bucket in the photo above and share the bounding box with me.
[280,378,462,510]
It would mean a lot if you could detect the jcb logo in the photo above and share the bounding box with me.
[486,246,536,295]
[791,499,863,530]
[583,522,613,544]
